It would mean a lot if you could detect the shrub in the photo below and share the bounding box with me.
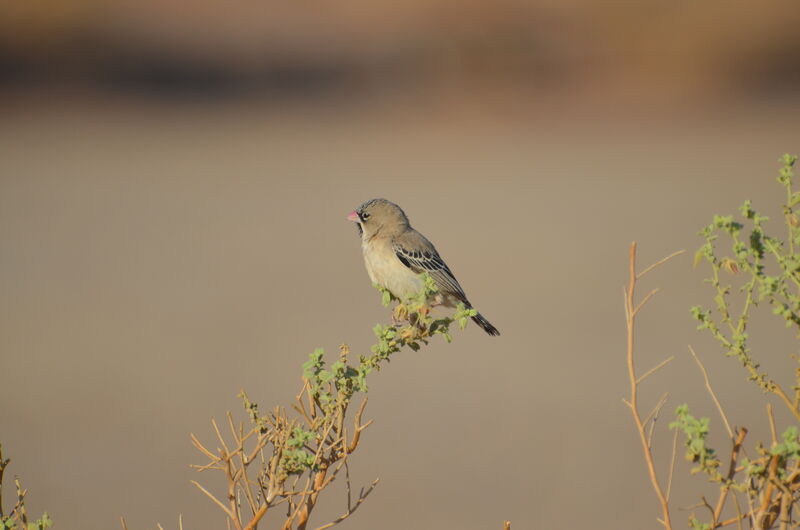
[626,154,800,530]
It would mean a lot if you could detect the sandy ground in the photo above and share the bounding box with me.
[2,93,800,529]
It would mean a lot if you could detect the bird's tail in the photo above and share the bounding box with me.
[471,312,500,336]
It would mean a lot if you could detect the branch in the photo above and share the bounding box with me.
[637,356,675,385]
[243,504,269,530]
[637,249,686,279]
[625,242,674,529]
[688,345,733,439]
[191,480,238,522]
[711,428,748,528]
[312,478,379,530]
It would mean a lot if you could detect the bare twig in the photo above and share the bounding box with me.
[0,445,6,519]
[666,427,679,502]
[213,418,232,457]
[348,398,369,455]
[625,242,675,529]
[191,480,238,522]
[637,356,676,385]
[311,478,380,530]
[646,393,670,448]
[191,433,218,461]
[689,345,733,439]
[732,493,744,530]
[767,403,778,447]
[637,249,687,279]
[745,484,757,530]
[712,428,748,527]
[633,288,661,317]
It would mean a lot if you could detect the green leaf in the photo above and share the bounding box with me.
[693,248,705,268]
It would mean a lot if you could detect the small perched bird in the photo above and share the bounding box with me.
[348,198,499,336]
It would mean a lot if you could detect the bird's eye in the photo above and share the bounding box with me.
[361,212,370,220]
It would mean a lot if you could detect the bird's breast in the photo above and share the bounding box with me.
[362,238,422,300]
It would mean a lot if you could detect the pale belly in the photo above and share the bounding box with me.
[362,240,423,300]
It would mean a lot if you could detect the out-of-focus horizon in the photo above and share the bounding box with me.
[2,0,799,105]
[3,3,800,530]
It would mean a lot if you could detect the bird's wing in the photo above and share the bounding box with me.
[392,232,468,301]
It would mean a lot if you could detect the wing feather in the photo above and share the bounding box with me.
[392,242,468,302]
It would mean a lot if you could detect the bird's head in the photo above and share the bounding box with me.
[348,198,410,238]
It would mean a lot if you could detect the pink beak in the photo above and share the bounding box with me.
[347,210,360,222]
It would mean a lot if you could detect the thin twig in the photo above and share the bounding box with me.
[191,433,219,461]
[767,403,778,446]
[212,418,232,456]
[192,480,238,521]
[646,393,670,448]
[637,249,687,279]
[633,288,661,317]
[745,483,757,530]
[311,479,380,530]
[666,426,679,502]
[637,356,676,385]
[688,345,733,439]
[348,398,369,454]
[732,492,744,530]
[229,412,258,516]
[191,461,227,472]
[745,479,756,528]
[701,495,716,520]
[283,475,314,530]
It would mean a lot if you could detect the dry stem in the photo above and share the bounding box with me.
[625,242,682,529]
[192,378,376,530]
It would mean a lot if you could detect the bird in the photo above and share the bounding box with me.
[347,198,499,336]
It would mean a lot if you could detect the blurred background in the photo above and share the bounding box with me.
[2,1,800,528]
